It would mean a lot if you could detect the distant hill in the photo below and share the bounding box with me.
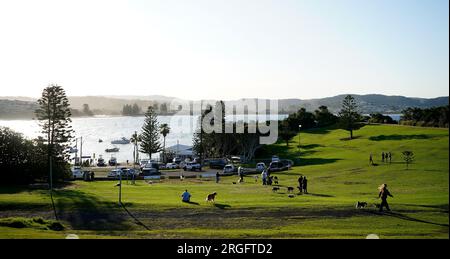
[0,94,448,119]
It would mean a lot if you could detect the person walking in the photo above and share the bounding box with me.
[388,152,392,163]
[298,176,303,193]
[381,152,385,162]
[302,177,308,194]
[216,171,220,183]
[378,184,394,212]
[369,153,374,165]
[261,170,267,185]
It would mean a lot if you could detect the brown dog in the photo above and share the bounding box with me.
[206,192,217,202]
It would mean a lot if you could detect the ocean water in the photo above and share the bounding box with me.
[0,114,287,162]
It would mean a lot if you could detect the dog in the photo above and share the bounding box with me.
[288,194,295,198]
[274,176,279,185]
[272,187,280,192]
[206,192,217,202]
[232,182,237,185]
[254,175,259,183]
[355,201,368,209]
[287,187,294,193]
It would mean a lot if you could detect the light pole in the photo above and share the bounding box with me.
[298,125,302,149]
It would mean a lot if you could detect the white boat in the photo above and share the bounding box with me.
[111,137,130,144]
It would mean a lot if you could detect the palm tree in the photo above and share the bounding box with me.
[130,131,141,165]
[160,124,171,163]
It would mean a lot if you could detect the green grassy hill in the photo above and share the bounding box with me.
[0,124,448,238]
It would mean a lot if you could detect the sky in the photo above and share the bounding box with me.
[0,0,448,100]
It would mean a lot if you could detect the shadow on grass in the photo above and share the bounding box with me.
[121,203,151,230]
[369,134,434,141]
[298,158,341,166]
[214,203,231,209]
[306,193,335,198]
[397,203,449,213]
[54,189,132,231]
[364,210,449,227]
[183,201,200,205]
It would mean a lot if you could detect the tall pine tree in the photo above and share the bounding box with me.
[338,95,362,140]
[139,106,161,159]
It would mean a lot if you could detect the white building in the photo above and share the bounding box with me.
[164,144,194,161]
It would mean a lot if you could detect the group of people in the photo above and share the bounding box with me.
[261,169,274,185]
[369,152,392,165]
[297,176,308,193]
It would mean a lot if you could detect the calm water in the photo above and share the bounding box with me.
[0,114,287,162]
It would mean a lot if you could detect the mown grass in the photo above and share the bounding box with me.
[0,124,448,239]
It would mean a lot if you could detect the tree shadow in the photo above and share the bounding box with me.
[121,203,151,230]
[306,193,335,198]
[340,136,362,141]
[299,144,324,149]
[53,189,133,231]
[397,203,449,213]
[213,203,231,209]
[369,134,433,141]
[298,158,341,166]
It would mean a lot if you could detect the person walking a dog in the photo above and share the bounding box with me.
[378,184,393,212]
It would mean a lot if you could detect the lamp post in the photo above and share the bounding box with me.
[298,125,302,149]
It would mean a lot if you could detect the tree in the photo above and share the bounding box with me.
[160,123,171,163]
[82,103,94,116]
[139,106,161,159]
[402,151,414,170]
[314,105,337,127]
[278,120,297,147]
[35,84,74,185]
[338,95,362,139]
[130,131,141,165]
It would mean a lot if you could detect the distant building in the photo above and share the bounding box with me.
[164,144,194,161]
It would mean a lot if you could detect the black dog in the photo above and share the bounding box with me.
[272,187,280,192]
[355,201,368,209]
[287,187,294,193]
[274,176,279,185]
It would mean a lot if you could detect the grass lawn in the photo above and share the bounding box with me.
[0,124,448,239]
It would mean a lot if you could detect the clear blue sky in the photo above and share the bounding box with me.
[0,0,448,100]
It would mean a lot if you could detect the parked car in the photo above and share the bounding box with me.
[209,158,227,169]
[256,162,266,172]
[281,159,294,169]
[108,157,117,166]
[139,159,151,169]
[223,164,236,174]
[166,163,179,169]
[120,168,138,177]
[157,162,166,170]
[173,157,182,164]
[140,167,160,176]
[183,162,202,171]
[71,167,84,179]
[107,169,122,178]
[272,155,280,162]
[268,161,288,172]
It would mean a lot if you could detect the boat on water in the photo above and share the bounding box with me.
[111,137,130,144]
[105,147,120,153]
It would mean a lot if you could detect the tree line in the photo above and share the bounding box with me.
[400,105,449,128]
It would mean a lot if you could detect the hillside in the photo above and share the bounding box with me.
[1,94,448,119]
